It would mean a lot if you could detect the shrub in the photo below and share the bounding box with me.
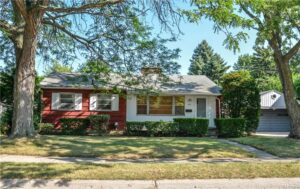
[38,123,55,135]
[88,115,110,135]
[60,118,89,135]
[146,121,179,137]
[173,118,209,136]
[215,118,245,138]
[221,71,260,135]
[0,108,12,136]
[126,122,145,136]
[126,121,179,137]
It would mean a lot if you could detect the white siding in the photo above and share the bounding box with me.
[261,91,286,109]
[126,94,217,128]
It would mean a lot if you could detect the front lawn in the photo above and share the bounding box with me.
[0,135,254,158]
[1,162,300,179]
[231,136,300,158]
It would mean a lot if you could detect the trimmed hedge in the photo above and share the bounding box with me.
[38,123,55,135]
[60,118,90,135]
[126,118,209,137]
[173,118,209,136]
[88,115,110,135]
[126,121,179,137]
[215,118,245,138]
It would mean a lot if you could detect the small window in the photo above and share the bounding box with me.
[97,94,112,110]
[59,93,75,110]
[175,96,185,115]
[137,96,147,114]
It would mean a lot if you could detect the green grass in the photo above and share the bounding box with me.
[1,162,300,179]
[231,136,300,158]
[0,135,254,158]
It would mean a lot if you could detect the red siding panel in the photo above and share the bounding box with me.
[42,89,126,130]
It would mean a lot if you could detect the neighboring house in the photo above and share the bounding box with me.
[0,102,8,119]
[258,90,291,132]
[40,70,221,130]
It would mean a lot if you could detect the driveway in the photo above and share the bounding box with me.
[255,132,289,137]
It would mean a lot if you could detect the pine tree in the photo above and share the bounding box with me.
[188,40,229,84]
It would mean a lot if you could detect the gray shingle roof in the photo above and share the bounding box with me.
[41,72,221,95]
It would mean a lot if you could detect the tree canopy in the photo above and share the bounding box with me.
[0,0,181,75]
[185,0,300,138]
[188,40,229,84]
[44,60,74,75]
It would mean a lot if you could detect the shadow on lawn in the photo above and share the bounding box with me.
[0,163,112,189]
[29,136,249,159]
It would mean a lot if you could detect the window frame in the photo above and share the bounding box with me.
[58,93,76,111]
[136,95,185,116]
[136,96,148,115]
[95,93,113,111]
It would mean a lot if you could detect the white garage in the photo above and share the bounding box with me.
[257,90,291,132]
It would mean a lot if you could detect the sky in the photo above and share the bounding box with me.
[158,19,257,74]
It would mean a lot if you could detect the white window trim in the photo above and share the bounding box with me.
[96,94,113,111]
[90,93,119,112]
[57,93,76,111]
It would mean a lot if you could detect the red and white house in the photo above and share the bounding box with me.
[41,71,221,130]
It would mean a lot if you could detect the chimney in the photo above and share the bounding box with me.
[141,67,162,76]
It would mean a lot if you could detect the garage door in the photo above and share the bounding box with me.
[257,109,291,132]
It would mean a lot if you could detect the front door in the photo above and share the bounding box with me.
[197,98,206,117]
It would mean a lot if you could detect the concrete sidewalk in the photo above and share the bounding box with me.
[220,139,277,159]
[1,154,300,164]
[255,132,289,137]
[1,178,300,189]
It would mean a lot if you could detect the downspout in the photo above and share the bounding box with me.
[216,97,221,118]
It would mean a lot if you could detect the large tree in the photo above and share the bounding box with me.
[188,40,229,84]
[234,47,277,78]
[234,47,300,92]
[185,0,300,138]
[0,0,180,137]
[44,60,73,75]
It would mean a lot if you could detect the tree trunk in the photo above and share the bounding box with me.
[10,25,38,137]
[274,57,300,138]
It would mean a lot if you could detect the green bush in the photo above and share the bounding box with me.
[126,121,179,137]
[88,115,110,135]
[60,118,89,135]
[173,118,209,136]
[38,123,55,135]
[126,122,145,136]
[215,118,245,138]
[0,108,12,136]
[221,71,260,135]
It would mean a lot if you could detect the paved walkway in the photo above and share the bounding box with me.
[1,178,300,189]
[255,132,289,137]
[220,139,277,159]
[1,154,300,164]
